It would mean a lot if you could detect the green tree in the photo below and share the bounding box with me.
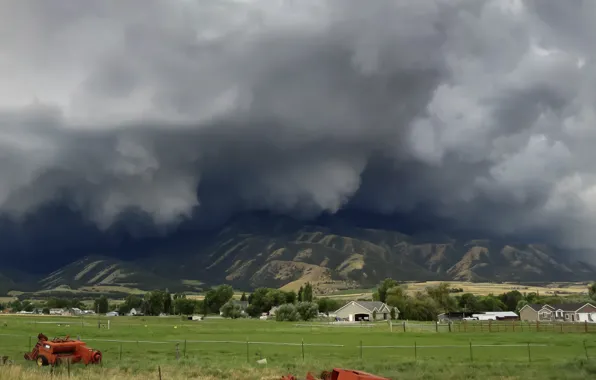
[457,293,480,312]
[204,285,234,314]
[426,282,456,313]
[221,301,243,319]
[245,304,261,318]
[94,296,109,314]
[163,292,173,314]
[296,301,319,321]
[240,292,247,302]
[284,291,297,304]
[375,278,399,303]
[297,286,304,302]
[498,290,523,311]
[174,297,197,315]
[476,295,506,312]
[390,307,396,320]
[302,283,314,302]
[589,282,596,301]
[143,290,168,316]
[385,285,408,306]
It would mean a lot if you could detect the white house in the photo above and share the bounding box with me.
[128,308,139,316]
[333,301,397,322]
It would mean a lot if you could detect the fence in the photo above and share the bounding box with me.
[293,320,596,334]
[0,333,593,366]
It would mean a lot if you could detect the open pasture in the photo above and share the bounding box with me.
[1,315,596,379]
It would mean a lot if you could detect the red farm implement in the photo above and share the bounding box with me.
[283,368,391,380]
[24,333,102,367]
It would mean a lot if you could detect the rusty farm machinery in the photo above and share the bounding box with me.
[282,368,390,380]
[24,333,102,367]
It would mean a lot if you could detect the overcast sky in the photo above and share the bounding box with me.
[2,0,596,261]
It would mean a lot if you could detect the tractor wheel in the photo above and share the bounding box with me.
[36,356,48,367]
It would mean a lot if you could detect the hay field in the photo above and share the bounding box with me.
[320,281,590,300]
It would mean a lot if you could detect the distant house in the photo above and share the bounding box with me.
[519,303,596,322]
[334,301,396,322]
[49,308,64,315]
[105,311,119,317]
[128,308,139,316]
[69,308,83,316]
[268,305,279,317]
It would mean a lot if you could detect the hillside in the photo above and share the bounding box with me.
[2,214,596,295]
[175,216,596,290]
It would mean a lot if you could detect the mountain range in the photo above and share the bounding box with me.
[2,214,596,297]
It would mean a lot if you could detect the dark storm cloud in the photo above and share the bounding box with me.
[1,0,596,257]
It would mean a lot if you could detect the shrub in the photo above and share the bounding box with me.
[275,304,299,321]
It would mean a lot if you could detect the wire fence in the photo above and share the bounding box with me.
[0,333,593,365]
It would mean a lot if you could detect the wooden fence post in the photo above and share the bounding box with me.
[414,341,417,360]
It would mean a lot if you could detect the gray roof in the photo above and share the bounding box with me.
[354,301,389,312]
[525,303,554,311]
[552,303,594,312]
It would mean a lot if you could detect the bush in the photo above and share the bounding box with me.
[220,301,243,319]
[275,304,299,321]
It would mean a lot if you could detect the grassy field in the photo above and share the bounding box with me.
[0,315,595,379]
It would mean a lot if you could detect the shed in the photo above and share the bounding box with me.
[333,301,396,322]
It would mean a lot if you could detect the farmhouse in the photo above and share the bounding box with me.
[519,303,596,322]
[333,301,397,322]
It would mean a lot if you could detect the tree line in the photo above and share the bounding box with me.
[374,278,596,321]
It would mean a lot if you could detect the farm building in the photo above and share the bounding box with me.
[472,311,518,321]
[519,303,596,322]
[438,311,519,322]
[333,301,397,322]
[437,312,476,322]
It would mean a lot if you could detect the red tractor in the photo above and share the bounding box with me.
[24,333,102,367]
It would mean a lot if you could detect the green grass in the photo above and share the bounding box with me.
[0,315,595,379]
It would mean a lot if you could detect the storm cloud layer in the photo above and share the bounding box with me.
[2,0,596,260]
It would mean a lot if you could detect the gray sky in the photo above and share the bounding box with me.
[1,0,596,251]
